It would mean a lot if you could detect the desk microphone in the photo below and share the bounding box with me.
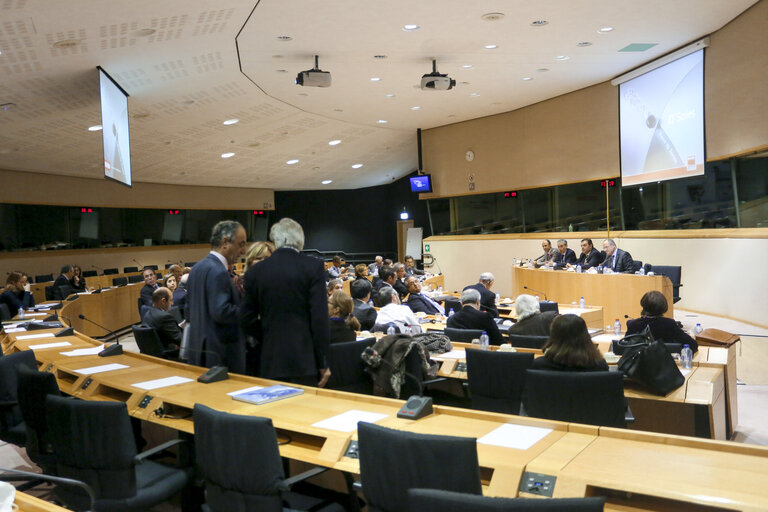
[55,315,74,337]
[523,286,547,301]
[176,346,230,383]
[77,314,123,357]
[362,345,433,420]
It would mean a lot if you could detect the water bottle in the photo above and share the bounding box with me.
[386,325,396,336]
[694,323,703,335]
[527,259,533,269]
[448,308,454,317]
[613,318,621,336]
[681,344,693,369]
[479,331,489,351]
[437,285,443,295]
[405,325,413,336]
[369,299,374,307]
[579,296,585,309]
[576,265,582,274]
[18,307,25,319]
[495,292,500,303]
[638,267,645,275]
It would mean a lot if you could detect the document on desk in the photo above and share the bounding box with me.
[226,385,264,396]
[17,332,56,341]
[3,327,26,333]
[74,363,129,375]
[28,341,72,350]
[21,313,47,317]
[312,410,388,432]
[478,423,552,450]
[60,346,106,357]
[431,350,466,360]
[133,376,194,390]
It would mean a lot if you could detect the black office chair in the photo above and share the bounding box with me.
[443,299,462,315]
[630,260,643,273]
[46,395,191,512]
[45,286,55,301]
[128,275,143,283]
[507,333,549,349]
[357,422,482,512]
[0,303,10,322]
[522,370,628,428]
[193,404,345,512]
[326,338,376,394]
[146,265,159,271]
[123,266,139,273]
[103,268,119,275]
[443,327,484,343]
[17,365,61,474]
[184,261,197,267]
[34,274,53,283]
[466,349,534,415]
[52,284,74,300]
[112,277,128,287]
[0,350,38,448]
[539,301,559,314]
[131,325,178,360]
[407,488,606,512]
[650,265,683,303]
[82,270,98,278]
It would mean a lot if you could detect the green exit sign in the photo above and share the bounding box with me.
[425,244,430,252]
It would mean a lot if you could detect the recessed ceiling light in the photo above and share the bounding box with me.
[276,69,287,73]
[459,81,470,85]
[313,166,320,171]
[410,106,421,110]
[370,77,381,82]
[352,164,363,169]
[377,119,388,124]
[481,13,505,21]
[52,39,80,49]
[286,159,299,165]
[374,55,387,59]
[555,55,570,61]
[470,93,480,97]
[221,152,235,159]
[321,180,333,185]
[133,28,156,37]
[484,44,498,50]
[272,55,283,59]
[403,24,420,31]
[328,139,341,146]
[522,77,532,81]
[530,20,548,26]
[276,35,292,41]
[385,94,395,98]
[461,64,473,70]
[537,68,550,72]
[222,119,239,125]
[333,108,343,112]
[577,41,593,47]
[88,125,102,131]
[598,26,614,33]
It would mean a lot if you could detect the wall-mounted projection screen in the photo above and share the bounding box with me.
[99,67,132,187]
[619,49,705,186]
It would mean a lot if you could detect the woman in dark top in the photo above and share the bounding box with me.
[71,265,87,292]
[1,271,35,312]
[328,291,360,343]
[626,290,697,351]
[532,314,608,372]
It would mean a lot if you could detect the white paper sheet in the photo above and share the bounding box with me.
[477,423,553,450]
[60,346,105,357]
[132,376,194,390]
[226,385,264,396]
[3,327,26,333]
[20,313,47,317]
[17,332,56,341]
[431,350,466,360]
[74,363,129,375]
[28,341,72,350]
[312,410,388,432]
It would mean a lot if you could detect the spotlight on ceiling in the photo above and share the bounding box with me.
[296,55,332,87]
[420,59,456,91]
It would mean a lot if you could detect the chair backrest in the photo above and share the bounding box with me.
[45,286,54,301]
[184,261,197,267]
[46,395,138,509]
[373,322,397,333]
[358,422,482,512]
[82,270,98,278]
[131,325,165,358]
[0,350,38,444]
[17,365,60,467]
[539,301,559,314]
[34,274,53,283]
[507,333,549,349]
[407,488,606,512]
[443,298,462,315]
[523,370,626,428]
[146,265,159,270]
[112,277,128,287]
[466,350,534,414]
[128,275,143,283]
[52,284,73,300]
[631,260,643,273]
[650,265,682,302]
[444,327,484,343]
[193,404,285,511]
[103,268,119,275]
[326,338,376,394]
[123,266,139,273]
[0,303,10,321]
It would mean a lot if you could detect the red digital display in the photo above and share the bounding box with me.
[80,207,94,213]
[252,210,265,216]
[600,180,616,188]
[503,191,518,198]
[168,210,180,215]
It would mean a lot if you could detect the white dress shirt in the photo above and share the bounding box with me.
[375,303,423,334]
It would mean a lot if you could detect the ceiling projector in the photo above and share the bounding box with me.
[296,55,331,87]
[421,59,455,91]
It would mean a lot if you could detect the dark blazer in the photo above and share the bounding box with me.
[602,248,634,273]
[240,247,330,380]
[172,287,187,313]
[52,274,74,300]
[140,284,156,307]
[0,290,35,312]
[531,355,609,372]
[393,279,408,300]
[186,253,244,372]
[352,299,377,331]
[626,316,698,352]
[553,248,577,266]
[329,318,357,344]
[406,293,442,315]
[142,307,182,349]
[462,283,498,318]
[508,311,558,336]
[446,305,503,345]
[576,248,602,269]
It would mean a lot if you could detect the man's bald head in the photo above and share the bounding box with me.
[152,286,173,311]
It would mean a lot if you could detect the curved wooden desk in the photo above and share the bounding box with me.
[59,284,142,337]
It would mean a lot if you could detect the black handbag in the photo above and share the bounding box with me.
[617,337,685,396]
[611,325,654,355]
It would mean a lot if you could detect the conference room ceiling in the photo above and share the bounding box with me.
[0,0,758,191]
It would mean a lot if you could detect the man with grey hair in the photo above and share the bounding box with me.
[374,285,422,334]
[241,218,331,386]
[186,220,247,372]
[508,294,558,336]
[553,239,577,267]
[601,238,634,273]
[368,255,383,277]
[462,272,498,317]
[52,264,75,300]
[446,288,503,345]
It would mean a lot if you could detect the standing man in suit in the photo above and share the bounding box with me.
[602,238,634,273]
[240,218,331,387]
[405,276,444,315]
[350,279,377,331]
[568,238,602,270]
[52,264,75,300]
[552,239,577,267]
[447,289,503,345]
[463,273,499,318]
[186,220,247,372]
[142,287,182,351]
[139,267,159,308]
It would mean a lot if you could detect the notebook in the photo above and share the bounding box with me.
[230,384,303,405]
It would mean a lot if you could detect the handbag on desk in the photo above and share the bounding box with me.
[611,326,653,355]
[617,327,684,396]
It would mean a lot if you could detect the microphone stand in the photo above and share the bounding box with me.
[77,314,123,356]
[523,285,548,301]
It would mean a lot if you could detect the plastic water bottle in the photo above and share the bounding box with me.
[18,307,25,319]
[579,297,585,309]
[369,299,374,307]
[576,265,582,274]
[681,344,693,369]
[495,293,500,303]
[405,325,413,336]
[479,331,489,350]
[613,318,621,336]
[527,259,533,269]
[448,308,454,317]
[694,323,703,335]
[386,325,396,336]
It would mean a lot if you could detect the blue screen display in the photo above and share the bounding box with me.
[410,175,432,193]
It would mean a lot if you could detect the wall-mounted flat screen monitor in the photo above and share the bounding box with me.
[410,174,433,193]
[619,49,704,186]
[98,66,132,187]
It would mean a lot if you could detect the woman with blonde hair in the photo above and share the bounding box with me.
[328,290,360,343]
[245,241,275,268]
[1,271,35,312]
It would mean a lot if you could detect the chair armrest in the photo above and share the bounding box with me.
[352,480,363,492]
[625,404,635,424]
[134,438,186,464]
[278,466,328,491]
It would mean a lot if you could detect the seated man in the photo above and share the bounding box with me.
[508,294,558,336]
[139,267,159,307]
[403,255,424,277]
[405,276,444,315]
[533,239,558,265]
[375,286,422,334]
[568,238,602,270]
[52,264,75,300]
[462,272,498,317]
[368,255,383,277]
[552,239,577,267]
[373,267,399,305]
[447,288,503,345]
[392,263,409,299]
[350,278,377,331]
[142,287,182,351]
[328,255,346,279]
[601,238,634,273]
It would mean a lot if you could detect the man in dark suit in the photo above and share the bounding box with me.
[240,218,331,387]
[142,287,182,350]
[463,272,498,318]
[552,239,577,267]
[403,255,424,277]
[508,294,558,336]
[186,220,247,372]
[393,263,409,299]
[601,238,634,273]
[447,288,503,345]
[405,276,444,315]
[139,267,159,308]
[568,238,602,270]
[350,279,376,331]
[52,264,75,300]
[373,267,398,306]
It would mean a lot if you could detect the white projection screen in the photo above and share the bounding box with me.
[99,67,132,187]
[619,49,705,186]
